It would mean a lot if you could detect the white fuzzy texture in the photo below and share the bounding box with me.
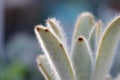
[37,54,59,80]
[35,25,75,80]
[46,18,68,53]
[35,13,120,80]
[46,18,66,44]
[88,23,96,54]
[71,12,95,54]
[72,12,95,40]
[93,16,120,80]
[88,21,102,58]
[35,25,60,80]
[71,36,93,80]
[95,20,102,44]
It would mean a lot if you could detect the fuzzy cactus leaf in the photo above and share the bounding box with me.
[46,18,66,43]
[71,36,93,80]
[72,12,94,41]
[35,25,75,80]
[88,25,96,53]
[88,21,102,57]
[36,54,59,80]
[93,16,120,80]
[95,20,102,44]
[35,12,120,80]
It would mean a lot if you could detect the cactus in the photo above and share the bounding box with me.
[34,12,120,80]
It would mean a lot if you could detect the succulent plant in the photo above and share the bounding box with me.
[34,12,120,80]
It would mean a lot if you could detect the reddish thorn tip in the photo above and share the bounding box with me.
[36,27,41,31]
[60,44,63,47]
[45,29,49,32]
[78,37,83,42]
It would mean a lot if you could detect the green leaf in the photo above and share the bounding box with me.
[35,25,75,80]
[71,36,93,80]
[93,16,120,80]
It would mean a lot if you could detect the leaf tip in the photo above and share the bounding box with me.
[35,25,41,32]
[35,25,49,32]
[45,29,49,32]
[80,12,94,21]
[78,36,84,42]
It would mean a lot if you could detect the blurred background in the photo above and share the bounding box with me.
[0,0,120,80]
